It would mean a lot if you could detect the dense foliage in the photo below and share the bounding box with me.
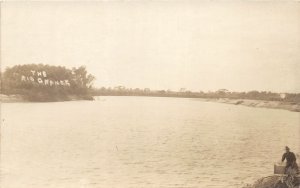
[1,64,95,101]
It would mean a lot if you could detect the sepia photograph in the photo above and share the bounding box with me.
[0,1,299,188]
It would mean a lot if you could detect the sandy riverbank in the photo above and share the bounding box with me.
[198,98,300,112]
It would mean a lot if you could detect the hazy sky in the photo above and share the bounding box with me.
[2,1,300,92]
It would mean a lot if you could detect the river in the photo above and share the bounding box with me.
[1,96,299,188]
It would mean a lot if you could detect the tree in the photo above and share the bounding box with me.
[1,64,95,101]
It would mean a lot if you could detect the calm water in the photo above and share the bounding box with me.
[1,96,299,188]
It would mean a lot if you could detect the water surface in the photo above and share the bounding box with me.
[1,96,299,188]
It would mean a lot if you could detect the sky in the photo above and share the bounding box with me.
[1,1,300,93]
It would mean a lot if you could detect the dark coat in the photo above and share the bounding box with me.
[282,152,296,165]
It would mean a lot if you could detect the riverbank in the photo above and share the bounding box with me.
[0,94,25,103]
[1,94,299,112]
[0,94,93,102]
[243,175,300,188]
[197,98,300,112]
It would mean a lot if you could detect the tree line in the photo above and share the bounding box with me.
[1,64,95,101]
[1,64,299,103]
[91,87,300,103]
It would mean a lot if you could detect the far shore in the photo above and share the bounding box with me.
[194,98,300,112]
[1,94,299,112]
[0,94,93,103]
[0,94,25,103]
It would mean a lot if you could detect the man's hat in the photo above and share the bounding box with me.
[285,146,290,150]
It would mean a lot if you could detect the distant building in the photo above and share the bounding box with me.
[144,88,150,92]
[217,89,229,93]
[179,88,186,92]
[280,93,286,99]
[114,86,125,91]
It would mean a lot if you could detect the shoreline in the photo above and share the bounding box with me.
[0,94,93,103]
[1,94,299,112]
[243,174,300,188]
[0,94,25,103]
[197,98,300,112]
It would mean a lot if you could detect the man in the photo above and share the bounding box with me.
[281,146,297,174]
